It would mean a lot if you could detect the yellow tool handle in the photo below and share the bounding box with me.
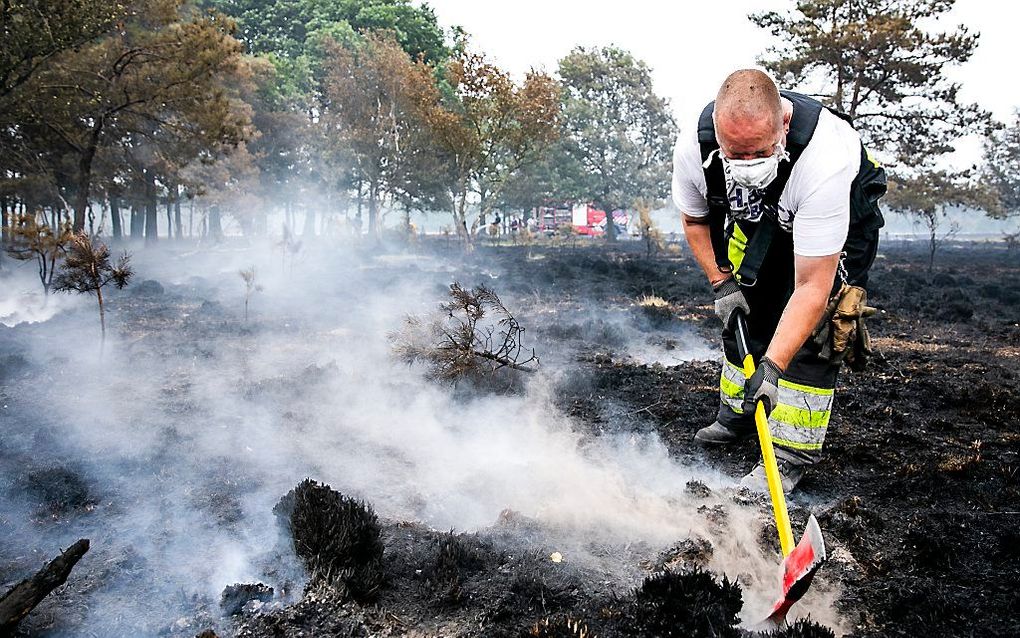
[742,353,796,557]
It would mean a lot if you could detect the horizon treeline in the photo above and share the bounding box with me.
[1,0,1016,253]
[0,0,676,247]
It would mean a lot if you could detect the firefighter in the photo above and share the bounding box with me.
[673,69,885,493]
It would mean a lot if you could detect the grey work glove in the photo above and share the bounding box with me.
[742,356,782,417]
[713,278,750,329]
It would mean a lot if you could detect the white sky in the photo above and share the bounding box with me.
[423,0,1019,167]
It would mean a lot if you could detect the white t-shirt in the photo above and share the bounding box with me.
[671,104,862,257]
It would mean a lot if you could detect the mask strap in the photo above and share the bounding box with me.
[702,148,721,169]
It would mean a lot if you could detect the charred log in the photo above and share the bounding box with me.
[220,583,274,616]
[0,539,90,635]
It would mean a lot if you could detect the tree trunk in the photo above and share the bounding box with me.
[130,206,143,239]
[302,206,316,237]
[110,196,122,239]
[165,199,173,240]
[144,171,158,246]
[604,207,618,243]
[72,143,98,232]
[209,205,223,241]
[97,287,106,352]
[174,198,182,239]
[368,181,379,239]
[0,196,8,268]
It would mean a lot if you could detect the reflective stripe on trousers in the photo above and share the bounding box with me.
[717,357,833,454]
[769,378,833,453]
[719,359,745,415]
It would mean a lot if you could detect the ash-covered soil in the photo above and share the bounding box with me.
[0,238,1017,638]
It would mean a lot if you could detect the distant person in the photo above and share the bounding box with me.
[673,69,886,492]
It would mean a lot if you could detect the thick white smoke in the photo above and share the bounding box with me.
[0,240,845,635]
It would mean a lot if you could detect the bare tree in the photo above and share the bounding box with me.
[53,231,132,345]
[391,283,538,389]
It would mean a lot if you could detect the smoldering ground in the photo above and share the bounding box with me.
[0,240,844,636]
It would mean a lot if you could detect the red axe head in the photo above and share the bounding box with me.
[753,514,828,632]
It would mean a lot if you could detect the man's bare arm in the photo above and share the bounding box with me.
[681,213,731,287]
[765,252,840,370]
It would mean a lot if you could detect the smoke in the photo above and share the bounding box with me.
[0,268,83,327]
[0,240,845,635]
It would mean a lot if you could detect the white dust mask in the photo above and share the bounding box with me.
[715,145,790,191]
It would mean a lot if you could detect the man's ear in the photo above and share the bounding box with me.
[783,109,792,133]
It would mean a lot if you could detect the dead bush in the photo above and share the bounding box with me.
[220,583,274,615]
[4,213,72,295]
[391,283,538,391]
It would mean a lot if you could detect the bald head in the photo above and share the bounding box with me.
[713,69,787,159]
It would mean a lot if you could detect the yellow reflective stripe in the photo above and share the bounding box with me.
[772,437,823,451]
[771,405,830,429]
[865,147,881,168]
[727,222,748,274]
[720,373,743,399]
[778,378,834,397]
[720,360,745,399]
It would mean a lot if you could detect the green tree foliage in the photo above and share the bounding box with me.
[204,0,448,105]
[321,32,447,239]
[494,138,589,215]
[15,0,250,233]
[557,46,676,241]
[206,0,447,61]
[413,47,561,244]
[983,111,1020,217]
[0,0,129,102]
[751,0,990,169]
[884,169,998,272]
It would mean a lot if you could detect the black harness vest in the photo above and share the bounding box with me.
[698,91,885,287]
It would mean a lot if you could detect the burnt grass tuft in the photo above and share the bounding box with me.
[482,560,584,628]
[621,568,742,638]
[422,531,494,605]
[768,618,836,638]
[525,614,595,637]
[274,478,384,601]
[24,466,95,515]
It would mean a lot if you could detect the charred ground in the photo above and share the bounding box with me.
[1,239,1018,637]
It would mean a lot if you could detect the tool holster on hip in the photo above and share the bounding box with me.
[811,284,877,370]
